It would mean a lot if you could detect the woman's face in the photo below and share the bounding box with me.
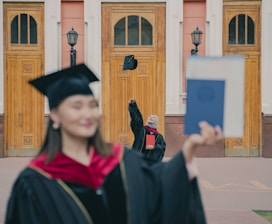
[51,95,100,139]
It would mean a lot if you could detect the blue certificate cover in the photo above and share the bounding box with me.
[184,79,225,135]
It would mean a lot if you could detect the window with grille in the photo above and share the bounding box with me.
[114,15,153,46]
[11,13,37,44]
[228,14,254,45]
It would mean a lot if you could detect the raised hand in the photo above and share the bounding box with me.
[128,98,136,104]
[182,121,224,163]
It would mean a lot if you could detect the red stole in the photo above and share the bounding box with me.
[144,125,158,134]
[28,143,123,189]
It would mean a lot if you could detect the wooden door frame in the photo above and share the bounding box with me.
[3,2,45,157]
[101,3,166,143]
[223,1,262,157]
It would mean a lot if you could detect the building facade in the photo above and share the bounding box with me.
[0,0,271,158]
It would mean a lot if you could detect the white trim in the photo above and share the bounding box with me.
[179,21,185,115]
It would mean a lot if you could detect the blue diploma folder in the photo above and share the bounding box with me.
[184,79,225,135]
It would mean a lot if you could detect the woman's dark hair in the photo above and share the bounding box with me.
[38,119,113,164]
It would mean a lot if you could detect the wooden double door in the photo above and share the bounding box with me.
[4,3,44,156]
[223,1,262,156]
[102,3,166,146]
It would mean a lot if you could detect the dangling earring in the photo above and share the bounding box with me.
[53,122,59,130]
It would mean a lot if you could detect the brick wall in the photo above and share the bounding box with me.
[165,114,272,158]
[0,114,271,158]
[263,114,272,158]
[164,115,224,158]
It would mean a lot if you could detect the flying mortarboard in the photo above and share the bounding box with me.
[29,63,99,109]
[123,55,138,70]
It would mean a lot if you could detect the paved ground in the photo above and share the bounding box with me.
[197,157,272,224]
[0,157,272,224]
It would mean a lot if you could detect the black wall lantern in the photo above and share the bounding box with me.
[67,28,78,67]
[191,27,203,56]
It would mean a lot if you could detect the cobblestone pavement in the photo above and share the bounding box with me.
[0,157,272,224]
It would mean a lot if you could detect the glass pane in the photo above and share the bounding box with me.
[128,16,139,45]
[238,14,245,44]
[141,17,152,45]
[114,18,125,45]
[228,17,236,44]
[30,16,37,44]
[20,14,28,44]
[247,16,255,44]
[11,16,18,44]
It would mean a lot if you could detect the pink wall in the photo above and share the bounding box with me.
[61,1,84,68]
[182,1,206,100]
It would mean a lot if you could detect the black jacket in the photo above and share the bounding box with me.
[128,101,166,161]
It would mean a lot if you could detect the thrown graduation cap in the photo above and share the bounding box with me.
[123,55,138,70]
[29,63,99,109]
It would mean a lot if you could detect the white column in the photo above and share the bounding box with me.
[44,0,61,72]
[44,0,61,113]
[84,0,101,79]
[165,0,183,114]
[84,0,102,111]
[206,0,223,56]
[261,0,272,114]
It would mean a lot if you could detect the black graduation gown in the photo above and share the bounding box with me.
[128,102,166,161]
[5,148,206,224]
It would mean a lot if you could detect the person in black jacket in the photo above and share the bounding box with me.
[128,98,166,161]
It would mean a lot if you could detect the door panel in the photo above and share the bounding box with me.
[223,2,261,156]
[5,55,44,156]
[109,56,156,145]
[4,3,44,157]
[109,57,134,145]
[102,3,165,146]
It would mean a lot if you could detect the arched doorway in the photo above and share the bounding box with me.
[4,3,44,157]
[101,3,166,146]
[223,1,261,156]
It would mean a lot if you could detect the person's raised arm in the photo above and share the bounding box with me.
[128,98,144,129]
[182,121,224,163]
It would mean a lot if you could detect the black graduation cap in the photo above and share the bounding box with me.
[29,63,99,109]
[123,55,138,70]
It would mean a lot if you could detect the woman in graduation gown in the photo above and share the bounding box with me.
[5,64,223,224]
